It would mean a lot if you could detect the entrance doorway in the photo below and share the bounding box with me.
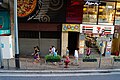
[68,32,79,56]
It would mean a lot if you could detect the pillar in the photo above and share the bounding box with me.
[61,32,68,57]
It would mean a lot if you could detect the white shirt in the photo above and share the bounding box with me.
[74,50,79,58]
[52,47,55,53]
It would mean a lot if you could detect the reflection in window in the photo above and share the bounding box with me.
[98,2,115,25]
[82,1,98,24]
[115,2,120,25]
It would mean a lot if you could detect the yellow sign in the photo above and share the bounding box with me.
[62,24,80,32]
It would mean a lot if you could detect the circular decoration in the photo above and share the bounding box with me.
[67,25,71,29]
[17,0,37,17]
[63,26,67,31]
[75,25,78,29]
[71,26,74,30]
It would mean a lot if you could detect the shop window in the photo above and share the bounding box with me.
[115,2,120,25]
[82,1,98,24]
[98,2,115,25]
[41,31,61,39]
[19,31,39,39]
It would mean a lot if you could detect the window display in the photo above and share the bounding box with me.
[83,1,98,24]
[115,2,120,25]
[98,2,115,25]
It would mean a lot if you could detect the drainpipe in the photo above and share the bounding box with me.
[14,0,20,69]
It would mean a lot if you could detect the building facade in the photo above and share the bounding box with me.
[16,0,120,57]
[1,0,120,57]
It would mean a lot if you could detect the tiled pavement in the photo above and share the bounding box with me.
[1,57,120,70]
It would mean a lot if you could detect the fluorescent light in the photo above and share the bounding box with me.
[0,2,2,4]
[107,6,112,8]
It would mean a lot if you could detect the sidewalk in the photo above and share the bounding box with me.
[1,57,120,71]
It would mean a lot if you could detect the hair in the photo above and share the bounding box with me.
[36,46,40,50]
[76,48,79,50]
[52,46,54,48]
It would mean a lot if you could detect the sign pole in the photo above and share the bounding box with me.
[14,0,20,69]
[0,38,4,69]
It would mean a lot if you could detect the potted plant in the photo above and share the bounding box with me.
[82,55,97,62]
[45,54,61,62]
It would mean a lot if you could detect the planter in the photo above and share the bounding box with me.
[82,55,97,62]
[114,59,120,62]
[83,59,97,62]
[113,56,120,62]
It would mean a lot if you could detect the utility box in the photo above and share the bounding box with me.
[0,35,13,59]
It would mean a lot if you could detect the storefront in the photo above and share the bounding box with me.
[83,0,120,25]
[82,0,120,56]
[80,24,114,57]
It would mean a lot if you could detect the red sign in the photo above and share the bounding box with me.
[66,0,84,23]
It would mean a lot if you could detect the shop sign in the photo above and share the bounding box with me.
[80,24,114,34]
[62,24,80,32]
[0,30,10,35]
[85,1,100,6]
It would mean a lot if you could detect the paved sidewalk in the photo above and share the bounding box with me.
[1,57,120,71]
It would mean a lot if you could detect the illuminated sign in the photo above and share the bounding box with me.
[85,1,100,5]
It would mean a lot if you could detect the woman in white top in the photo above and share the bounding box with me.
[74,48,79,64]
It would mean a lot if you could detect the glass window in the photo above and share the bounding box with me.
[115,2,120,25]
[83,1,98,24]
[98,2,115,25]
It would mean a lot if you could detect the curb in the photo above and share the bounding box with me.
[0,69,120,74]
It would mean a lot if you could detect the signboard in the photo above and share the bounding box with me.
[80,24,114,34]
[0,35,13,59]
[66,0,83,23]
[62,24,80,32]
[0,30,10,35]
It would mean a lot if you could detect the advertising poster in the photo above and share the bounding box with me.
[79,40,84,54]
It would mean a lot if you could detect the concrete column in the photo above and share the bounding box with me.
[9,0,15,56]
[61,32,68,57]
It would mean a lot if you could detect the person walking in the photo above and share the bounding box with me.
[52,46,55,55]
[32,46,40,64]
[66,47,69,56]
[86,47,91,56]
[74,48,79,65]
